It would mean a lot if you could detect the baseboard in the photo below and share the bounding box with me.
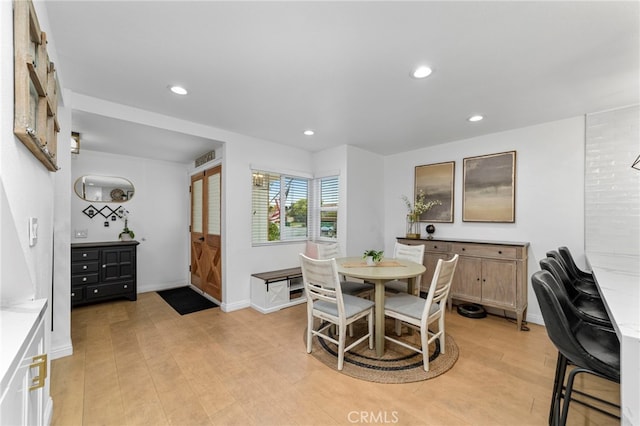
[222,299,251,312]
[49,342,73,360]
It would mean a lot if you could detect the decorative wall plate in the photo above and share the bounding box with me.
[110,188,125,201]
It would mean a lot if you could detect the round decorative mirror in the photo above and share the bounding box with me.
[73,175,135,202]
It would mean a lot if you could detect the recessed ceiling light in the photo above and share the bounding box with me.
[468,115,484,122]
[303,130,315,136]
[169,85,188,95]
[411,66,432,79]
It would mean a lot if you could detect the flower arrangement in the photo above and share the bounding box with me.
[402,190,441,222]
[117,208,135,240]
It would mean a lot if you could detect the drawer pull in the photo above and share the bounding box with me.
[498,250,503,254]
[433,246,438,249]
[82,253,87,257]
[123,284,128,289]
[71,292,75,297]
[82,277,87,282]
[462,248,466,251]
[83,265,87,270]
[102,264,106,268]
[94,289,99,294]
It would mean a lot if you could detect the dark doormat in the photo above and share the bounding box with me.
[157,286,218,315]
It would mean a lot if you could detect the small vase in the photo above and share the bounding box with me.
[406,215,420,239]
[119,233,132,241]
[365,256,375,266]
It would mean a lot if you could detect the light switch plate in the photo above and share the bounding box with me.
[29,217,38,246]
[75,229,88,238]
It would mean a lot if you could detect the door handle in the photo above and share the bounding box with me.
[198,237,205,241]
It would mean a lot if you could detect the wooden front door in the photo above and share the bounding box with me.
[190,165,222,301]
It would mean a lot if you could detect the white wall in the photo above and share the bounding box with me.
[383,116,586,325]
[0,0,70,420]
[585,105,640,256]
[71,150,191,293]
[223,136,312,311]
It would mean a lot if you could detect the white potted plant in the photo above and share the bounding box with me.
[363,249,384,266]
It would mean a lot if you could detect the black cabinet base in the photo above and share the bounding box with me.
[71,241,139,308]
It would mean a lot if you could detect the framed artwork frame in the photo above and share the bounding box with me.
[414,161,455,223]
[463,151,516,223]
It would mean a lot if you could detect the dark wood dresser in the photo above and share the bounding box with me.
[71,241,139,307]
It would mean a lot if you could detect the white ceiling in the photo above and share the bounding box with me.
[45,1,639,162]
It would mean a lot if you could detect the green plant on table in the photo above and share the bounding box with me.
[363,250,384,262]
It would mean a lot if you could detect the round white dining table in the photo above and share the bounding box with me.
[336,257,426,357]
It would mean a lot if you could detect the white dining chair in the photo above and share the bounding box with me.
[299,253,374,370]
[383,254,459,371]
[315,242,373,298]
[385,242,425,295]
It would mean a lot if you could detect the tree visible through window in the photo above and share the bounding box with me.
[319,176,338,239]
[252,170,309,244]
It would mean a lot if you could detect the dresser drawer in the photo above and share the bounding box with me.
[71,273,99,286]
[71,261,99,274]
[451,243,518,259]
[421,242,451,253]
[71,286,84,303]
[72,249,99,262]
[86,282,134,300]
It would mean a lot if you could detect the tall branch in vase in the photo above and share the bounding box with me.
[402,190,441,238]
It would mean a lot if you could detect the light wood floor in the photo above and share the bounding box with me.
[51,292,619,426]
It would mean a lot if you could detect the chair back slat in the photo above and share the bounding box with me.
[316,242,342,260]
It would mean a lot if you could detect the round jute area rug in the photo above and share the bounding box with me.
[305,318,459,384]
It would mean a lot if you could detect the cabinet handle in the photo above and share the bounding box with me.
[498,250,503,254]
[462,248,466,251]
[82,277,87,282]
[29,354,47,391]
[94,289,99,293]
[123,284,128,289]
[83,265,87,270]
[71,292,75,297]
[433,245,438,249]
[82,253,87,257]
[102,264,106,268]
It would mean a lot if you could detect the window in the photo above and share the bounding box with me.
[318,176,339,239]
[252,170,309,244]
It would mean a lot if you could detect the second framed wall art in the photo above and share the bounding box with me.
[415,161,455,223]
[462,151,516,222]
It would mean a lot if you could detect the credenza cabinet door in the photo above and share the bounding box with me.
[481,259,517,308]
[451,256,482,302]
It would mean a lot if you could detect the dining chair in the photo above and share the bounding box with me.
[383,254,458,372]
[315,242,373,298]
[531,270,620,425]
[299,253,374,371]
[385,242,425,295]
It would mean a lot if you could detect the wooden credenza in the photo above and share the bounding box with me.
[71,241,139,307]
[397,237,529,330]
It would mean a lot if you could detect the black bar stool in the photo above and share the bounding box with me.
[532,270,620,425]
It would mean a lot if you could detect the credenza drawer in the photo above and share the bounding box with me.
[451,243,518,259]
[71,273,99,286]
[71,261,99,274]
[71,249,99,262]
[86,282,134,300]
[422,242,451,253]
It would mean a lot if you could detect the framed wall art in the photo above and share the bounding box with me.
[463,151,516,222]
[415,161,455,223]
